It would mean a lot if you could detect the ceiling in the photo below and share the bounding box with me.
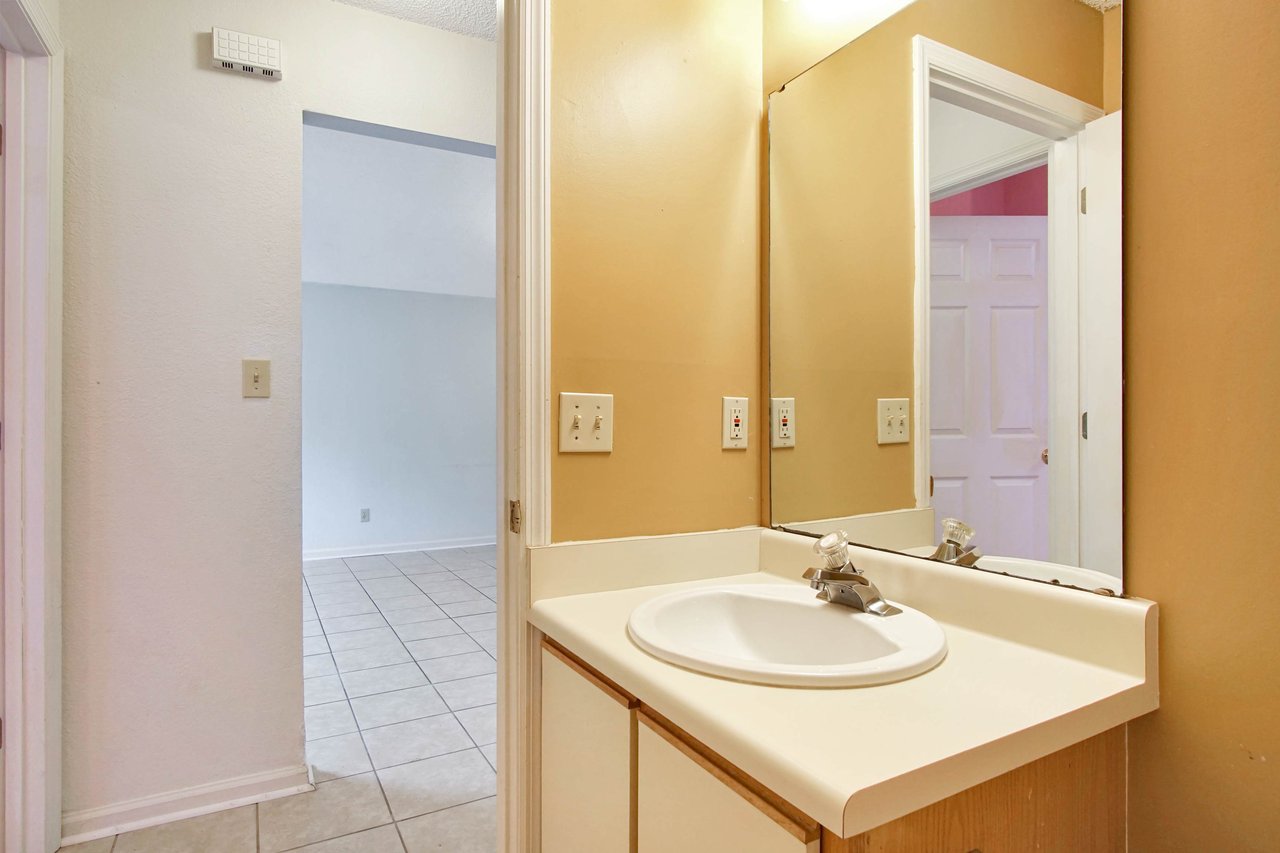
[331,0,496,41]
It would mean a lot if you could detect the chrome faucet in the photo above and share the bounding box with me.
[802,530,901,617]
[929,518,983,567]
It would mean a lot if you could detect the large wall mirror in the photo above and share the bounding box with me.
[769,0,1124,592]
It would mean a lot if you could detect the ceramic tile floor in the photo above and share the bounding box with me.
[60,545,499,853]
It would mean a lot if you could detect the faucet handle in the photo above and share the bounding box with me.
[814,529,851,570]
[940,517,975,547]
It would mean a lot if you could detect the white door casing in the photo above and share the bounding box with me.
[1078,111,1123,579]
[0,0,63,849]
[930,215,1050,559]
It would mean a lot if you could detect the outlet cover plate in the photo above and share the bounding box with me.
[722,397,749,450]
[559,393,614,452]
[771,397,796,448]
[877,397,910,444]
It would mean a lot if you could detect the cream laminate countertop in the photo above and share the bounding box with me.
[529,533,1157,838]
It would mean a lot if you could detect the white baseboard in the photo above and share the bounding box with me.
[60,764,312,847]
[303,535,497,561]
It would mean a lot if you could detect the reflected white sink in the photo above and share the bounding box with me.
[627,583,947,688]
[902,547,1121,592]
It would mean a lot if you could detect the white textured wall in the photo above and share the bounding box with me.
[303,284,495,556]
[61,0,494,825]
[302,123,496,298]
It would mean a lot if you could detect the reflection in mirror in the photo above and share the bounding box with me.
[768,0,1124,592]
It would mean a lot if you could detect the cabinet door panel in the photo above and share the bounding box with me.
[540,646,634,853]
[637,719,818,853]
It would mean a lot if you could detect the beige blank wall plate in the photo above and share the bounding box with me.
[243,359,271,398]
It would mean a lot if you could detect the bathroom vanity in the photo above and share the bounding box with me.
[529,529,1156,852]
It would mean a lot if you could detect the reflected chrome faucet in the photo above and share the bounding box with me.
[929,518,983,567]
[802,530,901,617]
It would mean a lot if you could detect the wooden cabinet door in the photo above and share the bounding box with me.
[540,642,636,853]
[637,713,819,853]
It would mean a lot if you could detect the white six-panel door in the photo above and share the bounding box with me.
[930,216,1050,559]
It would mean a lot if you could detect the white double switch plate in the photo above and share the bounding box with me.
[559,393,614,452]
[877,398,910,444]
[722,397,748,449]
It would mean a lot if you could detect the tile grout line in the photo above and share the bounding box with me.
[296,551,498,851]
[350,557,451,836]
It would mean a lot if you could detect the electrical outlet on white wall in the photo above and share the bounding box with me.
[877,398,910,444]
[722,397,748,449]
[771,397,796,448]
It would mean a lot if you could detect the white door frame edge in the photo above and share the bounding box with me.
[498,1,552,851]
[0,1,62,851]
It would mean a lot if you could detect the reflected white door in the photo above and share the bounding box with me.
[930,216,1049,559]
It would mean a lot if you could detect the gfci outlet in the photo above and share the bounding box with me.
[877,398,910,445]
[771,397,796,448]
[559,392,614,452]
[360,509,371,523]
[722,397,748,450]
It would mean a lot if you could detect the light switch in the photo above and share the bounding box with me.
[559,393,613,452]
[243,359,271,398]
[722,397,748,450]
[877,398,910,444]
[771,397,796,448]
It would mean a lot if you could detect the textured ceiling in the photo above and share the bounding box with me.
[1075,0,1122,11]
[332,0,496,41]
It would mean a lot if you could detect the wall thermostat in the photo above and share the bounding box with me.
[212,27,283,81]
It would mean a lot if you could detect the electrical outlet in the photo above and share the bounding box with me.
[559,393,614,452]
[877,398,910,444]
[722,397,748,449]
[360,508,371,523]
[771,397,796,448]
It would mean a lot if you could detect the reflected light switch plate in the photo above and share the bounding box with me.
[877,397,909,444]
[559,393,613,452]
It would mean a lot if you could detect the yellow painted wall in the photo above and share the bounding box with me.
[1103,6,1123,113]
[766,0,1103,523]
[550,0,763,541]
[1125,2,1280,849]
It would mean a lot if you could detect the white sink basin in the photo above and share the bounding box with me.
[627,583,947,688]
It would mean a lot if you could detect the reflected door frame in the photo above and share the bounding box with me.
[911,37,1109,571]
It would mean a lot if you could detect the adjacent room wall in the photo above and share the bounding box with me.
[60,0,494,835]
[302,284,496,557]
[301,122,496,557]
[1125,2,1280,849]
[766,0,1102,524]
[549,0,763,542]
[930,167,1048,216]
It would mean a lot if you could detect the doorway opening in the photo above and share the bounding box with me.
[300,111,500,844]
[928,99,1051,560]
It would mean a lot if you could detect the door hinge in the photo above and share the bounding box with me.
[1082,411,1089,440]
[508,499,522,534]
[1080,186,1088,214]
[929,475,934,497]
